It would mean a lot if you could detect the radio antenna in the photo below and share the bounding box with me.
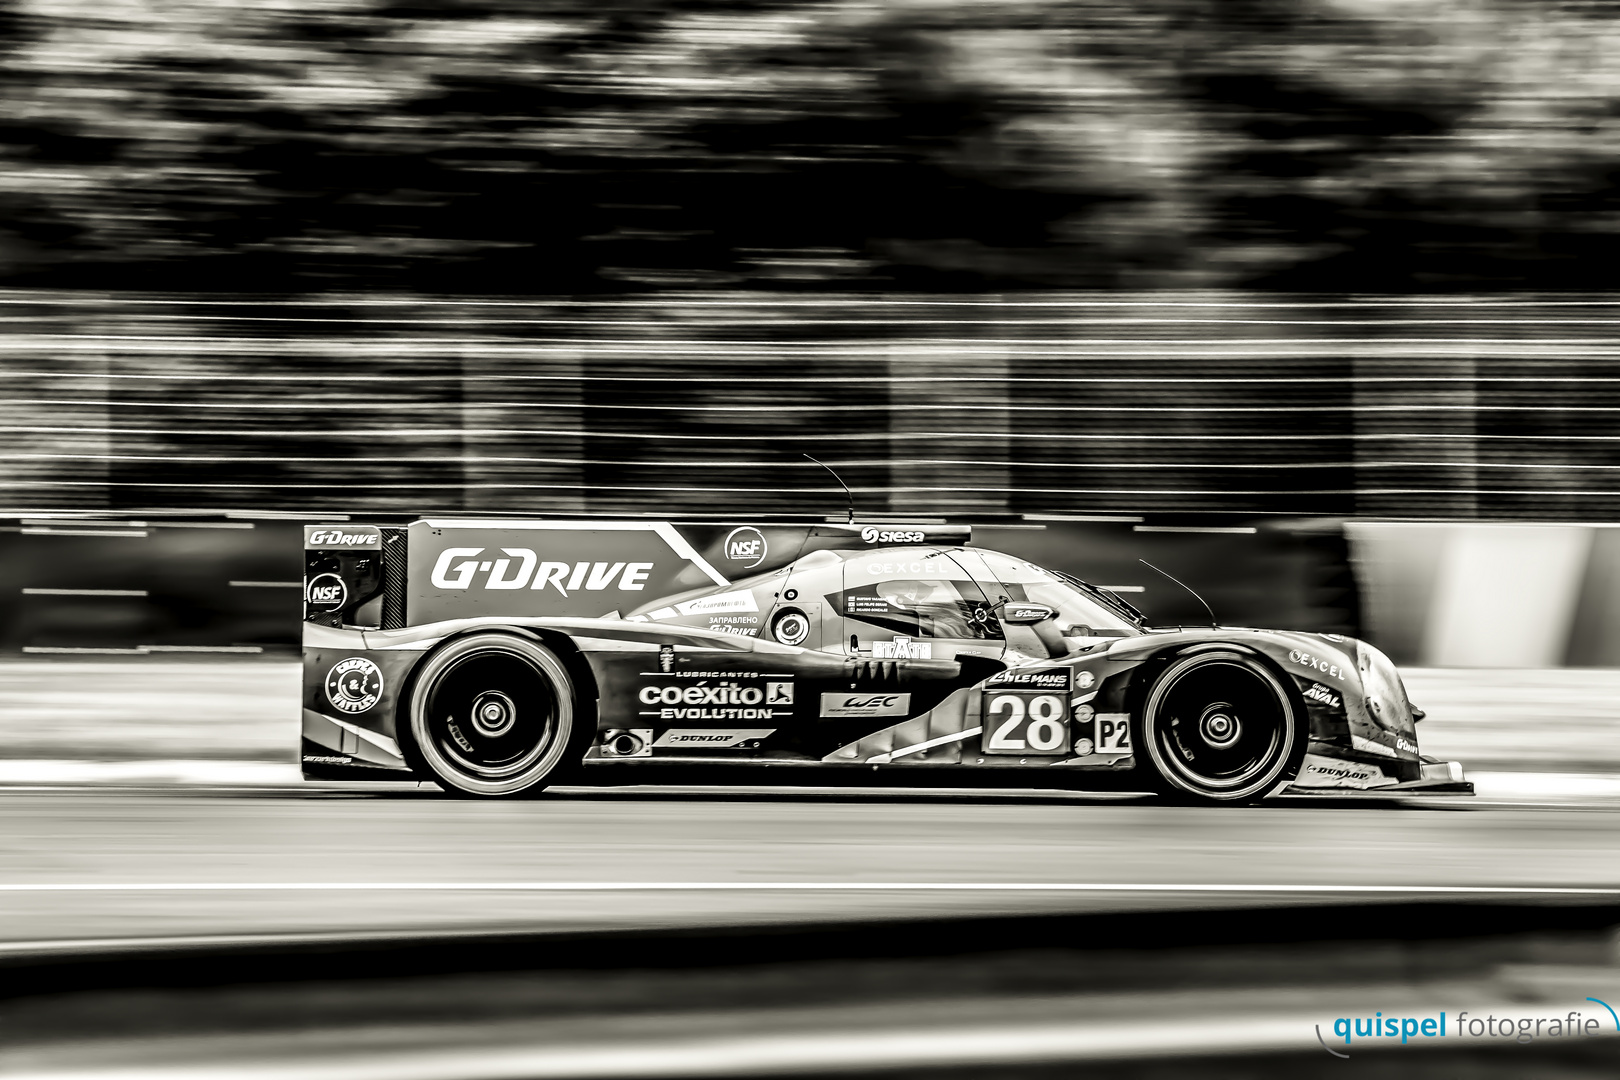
[1138,558,1218,628]
[803,453,854,524]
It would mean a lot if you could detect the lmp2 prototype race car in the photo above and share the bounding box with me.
[300,519,1469,803]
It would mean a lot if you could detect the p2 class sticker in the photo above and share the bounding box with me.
[981,690,1070,756]
[1094,712,1132,753]
[325,657,384,715]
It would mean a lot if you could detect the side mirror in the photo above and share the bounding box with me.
[1000,602,1056,625]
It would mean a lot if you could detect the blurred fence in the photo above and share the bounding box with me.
[7,292,1620,521]
[0,516,1357,656]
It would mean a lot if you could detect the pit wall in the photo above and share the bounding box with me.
[1350,523,1620,667]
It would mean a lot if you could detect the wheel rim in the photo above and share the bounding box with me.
[1147,657,1294,797]
[421,649,559,783]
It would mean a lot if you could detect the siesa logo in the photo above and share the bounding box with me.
[429,547,654,594]
[306,573,347,610]
[860,526,927,544]
[307,529,380,548]
[723,527,768,569]
[324,657,383,714]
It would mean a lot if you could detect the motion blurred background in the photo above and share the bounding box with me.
[5,3,1620,1077]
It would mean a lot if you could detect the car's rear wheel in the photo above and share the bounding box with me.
[408,633,578,797]
[1139,650,1304,804]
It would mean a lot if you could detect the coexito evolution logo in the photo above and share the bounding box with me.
[1315,998,1620,1058]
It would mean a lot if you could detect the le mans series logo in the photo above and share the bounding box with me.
[325,657,384,715]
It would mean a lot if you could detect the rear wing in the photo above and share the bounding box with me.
[304,519,970,631]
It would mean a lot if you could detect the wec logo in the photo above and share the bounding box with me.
[860,526,926,544]
[819,692,911,718]
[430,547,655,595]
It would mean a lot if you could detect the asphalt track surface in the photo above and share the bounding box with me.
[3,783,1618,948]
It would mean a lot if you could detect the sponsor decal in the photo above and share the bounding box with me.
[985,668,1072,692]
[860,526,927,544]
[676,591,758,616]
[306,573,347,611]
[723,527,768,569]
[1293,753,1398,789]
[305,528,381,548]
[863,559,949,577]
[638,680,791,721]
[1076,670,1097,690]
[324,657,384,715]
[1288,649,1345,681]
[303,754,352,765]
[1002,603,1050,622]
[1303,682,1342,709]
[653,729,774,748]
[1396,735,1418,755]
[1352,733,1399,759]
[428,547,655,595]
[705,614,759,637]
[659,644,675,673]
[872,636,932,659]
[820,693,912,718]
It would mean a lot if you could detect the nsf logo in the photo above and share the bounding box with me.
[724,526,767,568]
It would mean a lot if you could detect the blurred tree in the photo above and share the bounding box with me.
[2,0,1620,291]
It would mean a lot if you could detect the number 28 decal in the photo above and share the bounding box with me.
[982,692,1070,756]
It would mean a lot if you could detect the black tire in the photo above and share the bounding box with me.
[1138,650,1305,804]
[408,633,579,797]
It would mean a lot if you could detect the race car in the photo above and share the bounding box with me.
[300,519,1469,803]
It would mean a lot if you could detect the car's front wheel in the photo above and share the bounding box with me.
[407,633,579,797]
[1138,650,1305,804]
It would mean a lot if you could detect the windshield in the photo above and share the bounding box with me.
[968,550,1143,637]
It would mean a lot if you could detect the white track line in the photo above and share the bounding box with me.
[0,882,1615,895]
[8,1005,1618,1080]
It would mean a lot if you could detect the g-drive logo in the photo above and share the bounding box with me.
[860,526,926,544]
[431,547,655,595]
[307,529,380,548]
